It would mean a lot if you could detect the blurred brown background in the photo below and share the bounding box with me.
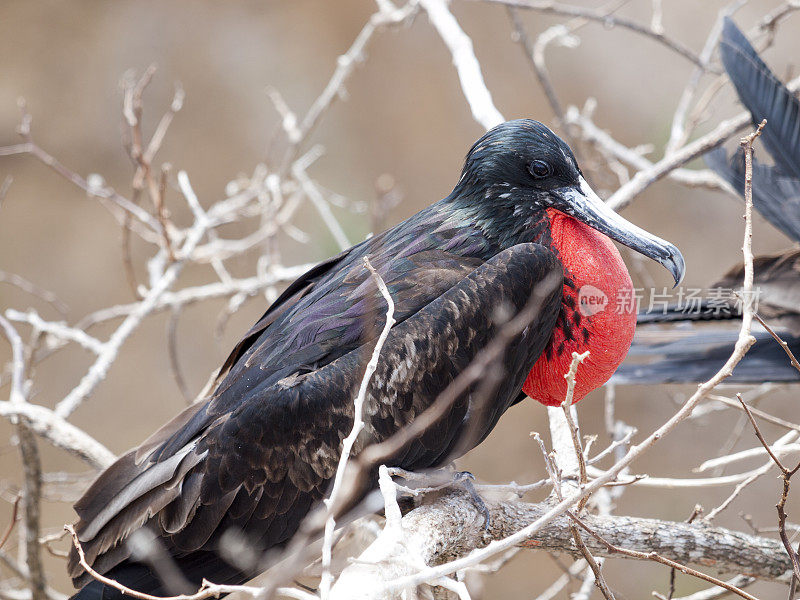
[1,0,799,597]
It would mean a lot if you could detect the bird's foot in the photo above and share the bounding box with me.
[451,471,491,532]
[386,467,491,530]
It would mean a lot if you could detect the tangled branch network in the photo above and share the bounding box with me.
[2,1,800,599]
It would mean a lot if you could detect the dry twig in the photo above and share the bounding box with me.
[319,257,396,599]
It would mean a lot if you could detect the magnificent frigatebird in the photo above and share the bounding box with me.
[68,119,684,599]
[615,18,800,385]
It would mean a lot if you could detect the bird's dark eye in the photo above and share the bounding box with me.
[529,160,552,179]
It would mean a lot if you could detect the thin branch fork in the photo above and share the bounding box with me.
[741,310,800,586]
[597,74,799,210]
[559,350,590,509]
[605,111,753,211]
[473,0,711,70]
[53,171,215,419]
[568,514,759,600]
[737,393,800,586]
[567,516,614,600]
[547,351,615,599]
[563,102,723,191]
[278,1,417,172]
[556,352,613,597]
[0,101,162,236]
[0,137,160,237]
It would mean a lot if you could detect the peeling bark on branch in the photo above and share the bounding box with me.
[331,491,792,599]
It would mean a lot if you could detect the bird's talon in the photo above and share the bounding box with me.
[452,471,491,530]
[454,470,475,482]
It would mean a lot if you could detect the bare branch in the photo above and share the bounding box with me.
[606,113,749,211]
[0,494,21,551]
[279,1,417,170]
[320,257,396,599]
[731,120,800,586]
[74,264,315,330]
[0,402,116,470]
[569,514,760,600]
[560,350,590,503]
[0,315,46,600]
[564,103,723,191]
[709,394,800,433]
[421,0,504,130]
[0,108,162,235]
[567,513,615,600]
[753,312,800,375]
[0,272,68,315]
[475,0,710,70]
[6,309,105,355]
[737,394,787,472]
[292,158,351,251]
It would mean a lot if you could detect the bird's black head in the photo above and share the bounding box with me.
[458,119,582,193]
[451,119,685,285]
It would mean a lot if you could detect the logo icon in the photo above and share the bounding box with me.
[578,285,608,316]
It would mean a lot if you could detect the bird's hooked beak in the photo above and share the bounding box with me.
[551,177,685,286]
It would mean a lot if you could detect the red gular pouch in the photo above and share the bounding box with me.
[523,208,637,406]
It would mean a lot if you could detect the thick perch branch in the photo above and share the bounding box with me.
[331,491,792,599]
